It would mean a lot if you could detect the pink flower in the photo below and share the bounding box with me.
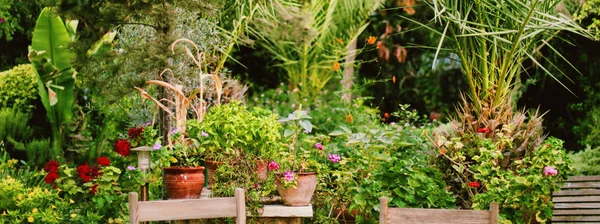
[283,171,295,182]
[201,131,209,137]
[328,154,341,163]
[314,143,324,150]
[544,166,558,176]
[268,161,280,171]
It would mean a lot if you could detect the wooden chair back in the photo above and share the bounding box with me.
[128,188,246,224]
[552,175,600,223]
[379,197,498,224]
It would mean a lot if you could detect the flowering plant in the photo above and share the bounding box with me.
[113,125,161,157]
[274,106,334,188]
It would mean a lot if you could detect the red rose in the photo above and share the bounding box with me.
[44,160,60,173]
[77,163,92,182]
[468,181,481,188]
[128,127,144,140]
[90,184,99,195]
[97,156,110,166]
[114,139,131,157]
[44,172,59,184]
[477,127,491,134]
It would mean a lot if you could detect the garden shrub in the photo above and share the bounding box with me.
[9,138,53,167]
[0,64,38,112]
[0,107,33,144]
[570,145,600,175]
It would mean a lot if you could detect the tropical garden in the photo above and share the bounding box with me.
[1,0,599,223]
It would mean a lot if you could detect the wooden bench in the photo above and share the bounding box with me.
[128,188,246,224]
[379,197,498,224]
[552,175,600,223]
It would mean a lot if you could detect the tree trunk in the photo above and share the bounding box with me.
[342,39,357,103]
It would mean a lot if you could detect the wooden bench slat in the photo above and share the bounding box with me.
[561,182,600,189]
[553,209,600,216]
[553,196,600,203]
[387,208,491,224]
[566,176,600,182]
[554,189,600,196]
[138,197,237,221]
[552,216,600,222]
[554,202,600,209]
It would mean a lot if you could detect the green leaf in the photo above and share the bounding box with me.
[299,120,312,133]
[329,130,345,136]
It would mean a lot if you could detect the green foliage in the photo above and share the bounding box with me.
[29,7,77,159]
[249,0,384,100]
[0,64,39,112]
[0,177,71,223]
[10,138,53,168]
[188,101,284,160]
[470,137,571,223]
[575,0,600,39]
[570,145,600,175]
[317,121,454,223]
[0,107,33,144]
[435,132,572,223]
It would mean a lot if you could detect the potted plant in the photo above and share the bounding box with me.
[187,101,284,186]
[133,38,225,199]
[273,106,330,206]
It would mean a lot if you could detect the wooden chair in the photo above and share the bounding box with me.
[379,197,498,224]
[552,176,600,223]
[128,188,246,224]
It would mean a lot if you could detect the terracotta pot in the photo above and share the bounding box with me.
[276,172,318,206]
[163,166,205,199]
[256,159,268,181]
[205,160,223,188]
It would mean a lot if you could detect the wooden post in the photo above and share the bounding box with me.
[490,202,499,224]
[342,39,357,103]
[235,188,246,224]
[379,197,388,224]
[129,192,139,224]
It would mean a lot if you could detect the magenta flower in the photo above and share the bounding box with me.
[328,154,341,163]
[314,142,324,150]
[283,171,295,182]
[0,18,4,23]
[268,161,280,171]
[127,166,136,171]
[544,166,558,176]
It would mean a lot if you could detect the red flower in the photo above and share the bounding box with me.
[90,166,102,179]
[44,160,60,173]
[114,139,131,157]
[97,156,110,166]
[44,172,60,184]
[468,181,481,188]
[90,184,99,195]
[128,127,144,140]
[477,127,491,134]
[77,163,92,182]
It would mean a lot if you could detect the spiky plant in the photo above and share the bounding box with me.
[248,0,384,101]
[426,0,595,219]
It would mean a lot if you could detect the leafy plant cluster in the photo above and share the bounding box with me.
[0,64,38,112]
[570,145,600,175]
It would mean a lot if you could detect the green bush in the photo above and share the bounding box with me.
[0,107,33,143]
[0,64,38,112]
[570,145,600,175]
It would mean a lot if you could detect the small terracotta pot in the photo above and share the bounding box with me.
[276,172,318,206]
[256,160,268,181]
[163,166,205,199]
[205,160,223,188]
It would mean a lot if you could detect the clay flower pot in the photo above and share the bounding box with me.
[276,172,318,206]
[205,159,223,188]
[163,166,205,199]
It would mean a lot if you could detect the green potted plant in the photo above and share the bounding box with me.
[187,101,284,186]
[273,106,331,206]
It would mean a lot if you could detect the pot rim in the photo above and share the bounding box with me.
[163,166,205,171]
